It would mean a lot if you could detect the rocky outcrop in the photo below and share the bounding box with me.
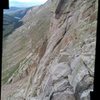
[2,2,52,85]
[2,0,98,100]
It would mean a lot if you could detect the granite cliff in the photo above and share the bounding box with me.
[2,0,98,100]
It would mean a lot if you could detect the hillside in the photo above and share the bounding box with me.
[2,0,98,100]
[3,14,23,37]
[2,0,52,85]
[3,7,30,37]
[4,7,30,18]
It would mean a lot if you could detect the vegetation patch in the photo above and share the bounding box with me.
[2,63,19,85]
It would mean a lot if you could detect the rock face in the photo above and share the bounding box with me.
[2,0,98,100]
[2,1,52,85]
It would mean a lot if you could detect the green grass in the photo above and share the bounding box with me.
[2,63,20,85]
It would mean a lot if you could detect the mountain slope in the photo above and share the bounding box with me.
[3,14,23,37]
[2,1,52,85]
[4,7,30,18]
[3,7,31,37]
[2,0,98,100]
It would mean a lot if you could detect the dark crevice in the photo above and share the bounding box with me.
[70,0,77,7]
[55,0,66,19]
[75,74,93,100]
[52,37,63,52]
[52,27,67,52]
[82,60,94,77]
[75,84,92,100]
[49,82,73,100]
[55,0,65,14]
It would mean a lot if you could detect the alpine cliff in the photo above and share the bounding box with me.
[2,0,98,100]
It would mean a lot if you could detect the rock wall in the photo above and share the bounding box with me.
[2,0,98,100]
[29,0,97,99]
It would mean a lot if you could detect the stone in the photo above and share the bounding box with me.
[52,92,75,100]
[50,62,71,82]
[2,0,97,100]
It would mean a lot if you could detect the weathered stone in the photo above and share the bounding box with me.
[2,0,98,100]
[50,63,71,82]
[52,92,75,100]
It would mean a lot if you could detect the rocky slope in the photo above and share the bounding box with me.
[2,1,52,85]
[2,0,98,100]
